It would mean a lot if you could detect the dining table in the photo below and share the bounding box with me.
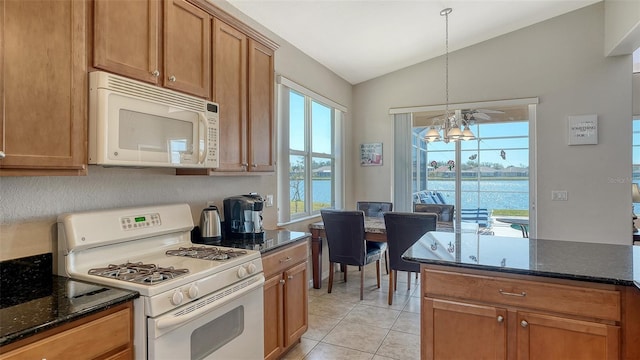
[309,217,476,289]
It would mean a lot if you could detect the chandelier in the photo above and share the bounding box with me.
[424,8,475,143]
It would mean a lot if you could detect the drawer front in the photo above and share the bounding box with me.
[1,306,132,360]
[262,241,308,278]
[424,269,620,321]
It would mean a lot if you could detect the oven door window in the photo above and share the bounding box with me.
[191,306,244,360]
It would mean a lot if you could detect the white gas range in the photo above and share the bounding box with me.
[56,203,264,360]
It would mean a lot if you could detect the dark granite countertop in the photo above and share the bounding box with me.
[403,231,640,288]
[193,229,310,254]
[0,254,139,348]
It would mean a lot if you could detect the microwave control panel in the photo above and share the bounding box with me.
[204,102,219,168]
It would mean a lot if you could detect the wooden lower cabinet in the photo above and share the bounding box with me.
[262,241,309,360]
[424,298,507,359]
[516,311,619,360]
[0,302,133,360]
[421,266,628,360]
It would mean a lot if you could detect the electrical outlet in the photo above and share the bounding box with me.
[551,191,568,201]
[265,194,274,207]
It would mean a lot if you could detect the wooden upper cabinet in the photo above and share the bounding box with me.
[212,19,247,172]
[247,39,274,172]
[93,0,210,99]
[164,0,210,98]
[0,0,87,175]
[204,21,274,174]
[93,0,160,84]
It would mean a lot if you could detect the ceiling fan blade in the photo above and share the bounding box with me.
[472,112,491,120]
[475,108,505,114]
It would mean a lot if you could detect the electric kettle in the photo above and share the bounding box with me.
[199,205,222,241]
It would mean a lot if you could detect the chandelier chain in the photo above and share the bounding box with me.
[442,8,451,121]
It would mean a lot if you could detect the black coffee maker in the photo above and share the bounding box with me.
[223,193,264,240]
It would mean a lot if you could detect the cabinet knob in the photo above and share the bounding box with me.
[279,279,285,284]
[252,164,257,168]
[520,320,529,328]
[242,163,249,167]
[287,275,294,280]
[497,315,504,323]
[169,75,176,82]
[151,70,160,77]
[0,151,5,159]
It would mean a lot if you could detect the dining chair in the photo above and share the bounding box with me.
[320,209,383,300]
[383,212,437,305]
[356,201,393,217]
[356,201,391,274]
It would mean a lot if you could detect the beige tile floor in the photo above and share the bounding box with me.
[282,264,421,360]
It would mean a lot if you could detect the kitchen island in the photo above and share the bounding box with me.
[403,231,640,359]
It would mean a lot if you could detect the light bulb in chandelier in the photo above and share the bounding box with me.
[425,126,441,142]
[461,124,476,141]
[447,125,463,140]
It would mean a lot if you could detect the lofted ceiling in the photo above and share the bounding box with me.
[225,0,601,85]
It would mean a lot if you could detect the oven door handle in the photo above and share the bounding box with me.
[155,275,264,331]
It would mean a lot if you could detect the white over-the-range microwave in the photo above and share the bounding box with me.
[89,71,219,168]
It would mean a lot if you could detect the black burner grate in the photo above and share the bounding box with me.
[88,261,189,285]
[165,246,248,261]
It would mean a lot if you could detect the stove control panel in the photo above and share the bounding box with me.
[120,213,161,231]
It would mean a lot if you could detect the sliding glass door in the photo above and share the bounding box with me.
[403,100,536,238]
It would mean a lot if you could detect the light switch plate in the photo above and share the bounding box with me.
[265,194,274,207]
[551,191,568,201]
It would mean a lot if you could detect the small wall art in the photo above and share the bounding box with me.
[360,142,383,166]
[567,114,598,145]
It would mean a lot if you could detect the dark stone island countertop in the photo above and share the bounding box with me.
[403,231,640,289]
[0,253,139,348]
[193,229,310,254]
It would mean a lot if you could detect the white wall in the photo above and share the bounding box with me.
[604,0,640,56]
[352,2,633,244]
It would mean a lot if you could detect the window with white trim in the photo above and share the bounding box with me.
[277,77,345,224]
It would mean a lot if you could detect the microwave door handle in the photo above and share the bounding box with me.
[199,112,207,164]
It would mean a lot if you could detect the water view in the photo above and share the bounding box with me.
[292,179,529,212]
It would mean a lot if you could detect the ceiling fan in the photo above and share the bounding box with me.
[461,109,505,121]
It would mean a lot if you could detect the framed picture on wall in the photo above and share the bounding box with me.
[360,142,383,166]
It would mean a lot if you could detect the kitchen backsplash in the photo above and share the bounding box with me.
[0,166,278,261]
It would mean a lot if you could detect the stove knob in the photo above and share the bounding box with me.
[188,285,199,299]
[171,290,184,305]
[247,262,257,274]
[237,266,247,278]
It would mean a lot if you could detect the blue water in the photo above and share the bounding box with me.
[292,179,529,210]
[426,180,529,210]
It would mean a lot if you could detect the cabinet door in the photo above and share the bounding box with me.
[0,0,86,174]
[247,39,274,172]
[94,0,160,84]
[164,0,210,98]
[516,311,619,360]
[212,19,247,172]
[423,298,507,360]
[283,261,308,347]
[263,273,284,360]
